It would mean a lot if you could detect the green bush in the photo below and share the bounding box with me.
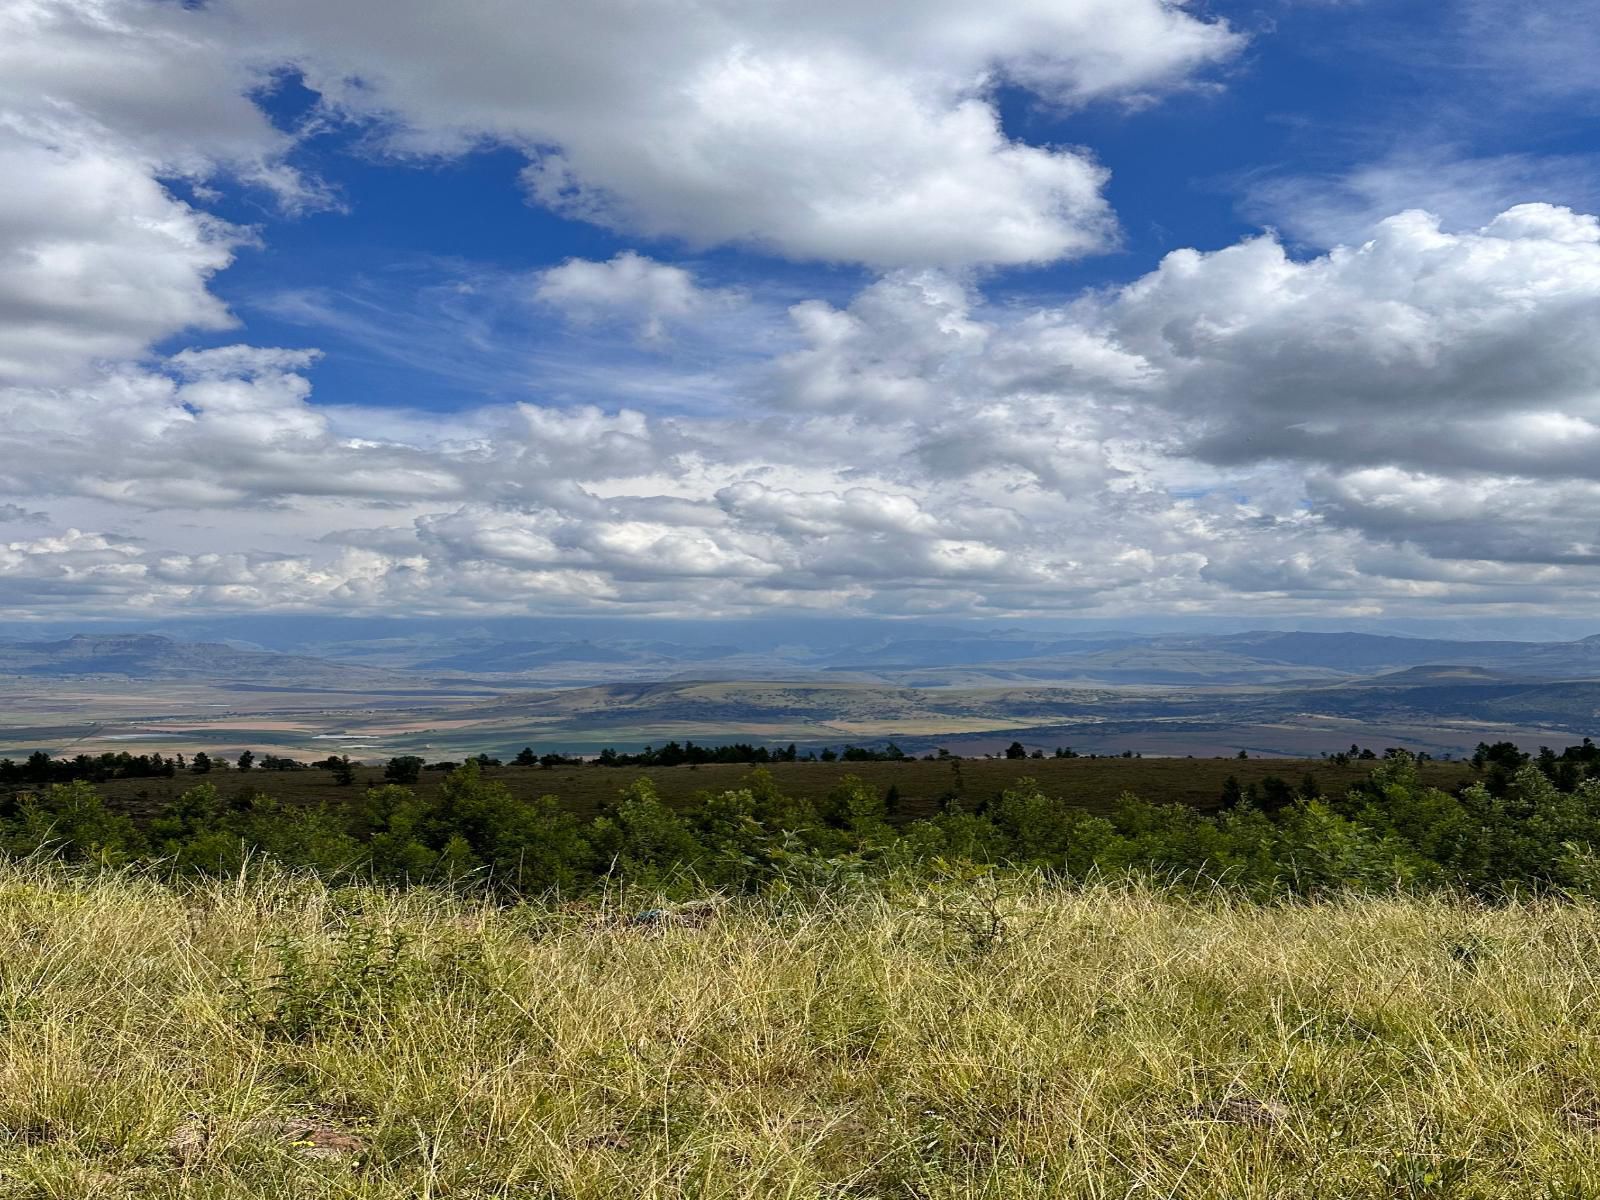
[11,748,1600,901]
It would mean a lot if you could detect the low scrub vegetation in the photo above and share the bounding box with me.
[9,751,1600,1194]
[5,748,1600,897]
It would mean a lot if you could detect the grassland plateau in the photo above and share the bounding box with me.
[6,865,1600,1198]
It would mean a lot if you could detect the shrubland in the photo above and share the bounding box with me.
[6,748,1600,898]
[8,750,1600,1195]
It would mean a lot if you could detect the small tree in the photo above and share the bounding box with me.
[1260,775,1295,812]
[237,750,255,772]
[191,751,212,775]
[1218,774,1244,809]
[384,755,424,785]
[330,755,356,786]
[1005,741,1027,760]
[513,746,537,767]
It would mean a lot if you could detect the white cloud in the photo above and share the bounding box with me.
[776,272,988,415]
[17,202,1600,619]
[0,0,332,386]
[216,0,1240,268]
[12,0,1600,622]
[535,253,738,341]
[1245,149,1600,249]
[1096,204,1600,477]
[0,328,1226,617]
[0,353,471,509]
[717,482,944,539]
[1457,0,1600,106]
[0,134,243,385]
[0,0,303,191]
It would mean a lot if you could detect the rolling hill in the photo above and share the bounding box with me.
[0,634,419,689]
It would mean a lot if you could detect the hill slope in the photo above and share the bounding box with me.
[0,634,416,688]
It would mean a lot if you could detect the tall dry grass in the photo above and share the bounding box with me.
[2,862,1598,1197]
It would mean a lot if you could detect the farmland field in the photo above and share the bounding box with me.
[0,670,1573,766]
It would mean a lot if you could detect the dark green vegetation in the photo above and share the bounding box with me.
[10,741,1600,898]
[58,751,1472,822]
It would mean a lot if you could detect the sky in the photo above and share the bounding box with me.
[6,0,1600,627]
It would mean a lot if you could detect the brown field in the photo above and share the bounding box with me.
[1,675,1580,765]
[81,754,1476,822]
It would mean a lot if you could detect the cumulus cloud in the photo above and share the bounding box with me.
[212,0,1238,268]
[1245,149,1600,249]
[1095,204,1600,478]
[0,327,1224,617]
[0,133,244,385]
[18,201,1600,618]
[0,353,469,510]
[776,273,987,415]
[18,200,1600,619]
[0,1,332,386]
[535,253,740,341]
[0,0,306,193]
[10,0,1600,622]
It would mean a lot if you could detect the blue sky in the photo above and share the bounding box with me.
[195,2,1425,410]
[6,0,1600,625]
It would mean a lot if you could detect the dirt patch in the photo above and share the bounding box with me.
[169,1113,366,1165]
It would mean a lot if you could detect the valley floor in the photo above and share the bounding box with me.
[0,671,1576,765]
[5,865,1600,1197]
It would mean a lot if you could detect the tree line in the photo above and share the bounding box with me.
[6,739,1600,899]
[6,735,1477,790]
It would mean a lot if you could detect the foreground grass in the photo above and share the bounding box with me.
[4,867,1600,1197]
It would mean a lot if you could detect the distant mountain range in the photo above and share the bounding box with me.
[346,625,1600,687]
[5,628,1600,761]
[7,628,1600,688]
[0,634,415,688]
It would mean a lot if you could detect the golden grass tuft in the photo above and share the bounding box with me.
[2,864,1599,1197]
